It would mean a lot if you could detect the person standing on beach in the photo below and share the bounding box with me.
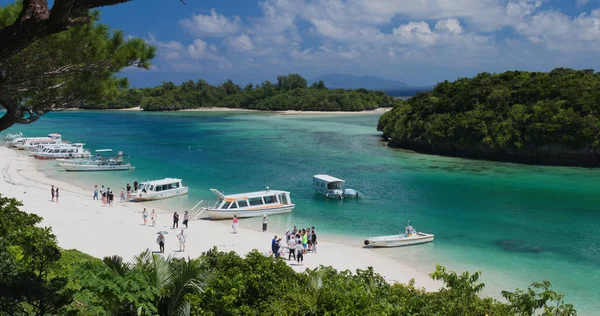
[156,233,165,253]
[55,188,59,203]
[101,190,107,206]
[173,212,179,229]
[311,228,318,253]
[232,215,239,234]
[120,188,125,202]
[271,235,278,256]
[262,214,268,232]
[302,230,308,254]
[177,229,186,252]
[183,211,189,229]
[126,183,131,199]
[134,181,138,192]
[93,185,99,200]
[296,240,304,265]
[151,209,156,227]
[51,185,55,202]
[142,208,148,225]
[287,234,296,260]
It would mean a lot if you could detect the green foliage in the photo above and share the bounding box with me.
[88,74,399,111]
[0,194,71,315]
[0,2,156,120]
[377,68,600,165]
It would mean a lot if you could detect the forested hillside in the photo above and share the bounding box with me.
[83,74,400,111]
[378,68,600,167]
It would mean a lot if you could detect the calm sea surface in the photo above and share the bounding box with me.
[3,111,600,314]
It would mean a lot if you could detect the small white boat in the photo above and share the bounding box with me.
[130,178,188,202]
[34,143,91,159]
[13,133,62,149]
[195,187,295,219]
[364,222,434,247]
[60,159,134,172]
[313,174,361,199]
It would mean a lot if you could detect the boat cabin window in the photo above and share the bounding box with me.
[263,195,277,204]
[248,197,263,206]
[222,201,232,209]
[237,200,248,208]
[172,182,180,188]
[279,194,289,205]
[230,202,238,209]
[327,182,342,190]
[162,184,169,191]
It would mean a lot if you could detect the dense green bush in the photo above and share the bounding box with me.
[378,68,600,166]
[88,74,400,111]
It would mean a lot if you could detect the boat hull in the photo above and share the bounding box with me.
[130,187,189,202]
[203,204,295,220]
[364,233,434,248]
[61,164,132,171]
[35,154,91,160]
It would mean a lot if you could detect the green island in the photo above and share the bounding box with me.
[378,68,600,167]
[81,74,400,112]
[0,195,576,315]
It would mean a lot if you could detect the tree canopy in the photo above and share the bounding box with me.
[82,73,400,111]
[0,194,577,315]
[377,68,600,167]
[0,1,155,131]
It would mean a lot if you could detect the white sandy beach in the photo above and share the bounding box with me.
[0,146,439,290]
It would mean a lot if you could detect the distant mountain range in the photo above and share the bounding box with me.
[311,73,410,90]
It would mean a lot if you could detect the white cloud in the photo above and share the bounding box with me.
[435,18,463,35]
[226,34,254,52]
[188,39,209,59]
[515,10,600,51]
[179,8,241,37]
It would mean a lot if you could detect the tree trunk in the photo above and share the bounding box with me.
[0,110,20,132]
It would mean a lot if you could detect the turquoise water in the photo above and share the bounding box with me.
[3,111,600,314]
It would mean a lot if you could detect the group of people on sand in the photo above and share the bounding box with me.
[141,208,157,227]
[93,184,116,207]
[156,228,187,254]
[50,185,60,202]
[172,211,189,229]
[271,226,318,266]
[92,181,140,206]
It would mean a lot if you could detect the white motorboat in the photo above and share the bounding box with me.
[193,187,295,220]
[34,143,91,159]
[363,221,434,247]
[13,133,62,149]
[60,159,134,171]
[56,149,121,165]
[130,178,188,202]
[313,174,361,199]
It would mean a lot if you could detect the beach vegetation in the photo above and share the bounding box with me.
[377,68,600,167]
[0,197,577,315]
[0,1,156,132]
[81,74,401,111]
[0,195,71,315]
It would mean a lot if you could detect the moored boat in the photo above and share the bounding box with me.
[313,174,361,199]
[196,188,295,219]
[13,133,62,149]
[363,221,434,247]
[60,159,134,171]
[130,178,188,201]
[34,143,91,159]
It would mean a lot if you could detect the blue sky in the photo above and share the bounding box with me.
[4,0,600,87]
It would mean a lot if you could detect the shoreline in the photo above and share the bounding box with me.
[0,146,440,290]
[64,107,392,115]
